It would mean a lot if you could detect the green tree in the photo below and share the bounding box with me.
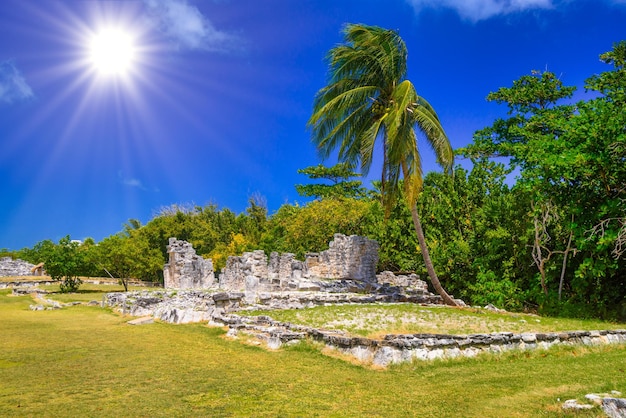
[95,234,163,291]
[295,162,366,199]
[16,239,56,265]
[43,236,84,293]
[461,42,626,318]
[308,24,457,305]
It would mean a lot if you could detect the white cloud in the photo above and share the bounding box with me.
[118,171,147,190]
[0,60,34,104]
[407,0,554,22]
[123,178,144,188]
[143,0,239,51]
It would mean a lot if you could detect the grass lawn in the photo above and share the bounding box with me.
[0,289,625,417]
[41,283,147,303]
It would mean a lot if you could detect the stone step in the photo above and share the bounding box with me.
[127,316,154,325]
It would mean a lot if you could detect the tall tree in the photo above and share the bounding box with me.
[308,24,458,305]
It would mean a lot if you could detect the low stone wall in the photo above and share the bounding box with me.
[104,287,441,324]
[104,288,626,367]
[0,279,56,289]
[226,314,626,367]
[106,290,243,324]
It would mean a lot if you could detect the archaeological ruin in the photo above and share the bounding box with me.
[0,257,37,277]
[163,238,215,289]
[164,233,380,296]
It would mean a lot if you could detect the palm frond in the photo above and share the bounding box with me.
[412,96,454,173]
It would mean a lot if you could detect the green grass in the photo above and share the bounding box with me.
[245,303,626,337]
[1,289,625,417]
[41,283,146,303]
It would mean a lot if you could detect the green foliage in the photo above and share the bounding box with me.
[42,236,84,293]
[296,162,366,199]
[260,198,373,259]
[467,270,522,311]
[94,233,163,290]
[308,23,452,211]
[459,41,626,318]
[16,239,56,264]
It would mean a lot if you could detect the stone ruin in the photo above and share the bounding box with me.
[101,235,626,371]
[164,234,380,294]
[163,238,215,289]
[0,257,37,277]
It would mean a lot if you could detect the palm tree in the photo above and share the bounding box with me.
[308,24,458,306]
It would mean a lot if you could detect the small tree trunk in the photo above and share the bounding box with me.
[558,226,574,302]
[532,209,549,296]
[410,203,459,307]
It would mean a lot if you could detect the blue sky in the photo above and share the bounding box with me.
[1,0,624,250]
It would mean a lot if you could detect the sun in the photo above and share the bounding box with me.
[88,28,136,76]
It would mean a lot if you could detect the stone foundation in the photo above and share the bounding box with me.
[105,286,441,325]
[226,314,626,367]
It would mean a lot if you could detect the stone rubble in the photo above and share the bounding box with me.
[0,257,36,276]
[104,285,441,325]
[562,392,626,417]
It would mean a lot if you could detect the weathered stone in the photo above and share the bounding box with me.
[163,238,215,289]
[218,234,382,299]
[603,398,626,418]
[562,399,593,411]
[377,271,428,293]
[127,316,154,325]
[306,234,379,282]
[0,257,37,277]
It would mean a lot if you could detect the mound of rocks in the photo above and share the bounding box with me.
[0,257,36,277]
[562,392,626,417]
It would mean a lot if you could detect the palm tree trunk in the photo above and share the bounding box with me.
[409,202,459,307]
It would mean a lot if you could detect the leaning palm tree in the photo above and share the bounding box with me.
[308,24,458,306]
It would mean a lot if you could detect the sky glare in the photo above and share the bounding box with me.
[1,0,625,250]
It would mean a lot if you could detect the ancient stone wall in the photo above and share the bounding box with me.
[218,234,379,294]
[165,234,379,293]
[305,234,379,282]
[163,238,215,289]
